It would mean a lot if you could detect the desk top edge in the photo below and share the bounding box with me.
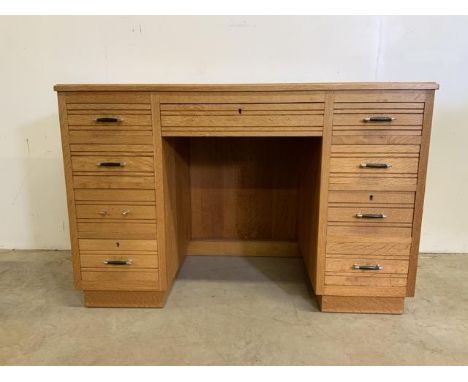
[54,82,440,92]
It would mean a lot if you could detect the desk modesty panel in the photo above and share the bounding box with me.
[55,82,438,314]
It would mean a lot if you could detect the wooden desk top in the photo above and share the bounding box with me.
[54,82,440,92]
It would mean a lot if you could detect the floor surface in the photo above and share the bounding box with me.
[0,250,467,365]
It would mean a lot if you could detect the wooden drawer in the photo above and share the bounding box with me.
[73,175,155,189]
[79,239,157,251]
[328,206,414,224]
[71,156,154,173]
[330,157,419,174]
[69,130,153,145]
[80,254,158,268]
[326,239,411,257]
[64,91,151,105]
[327,225,412,239]
[325,274,407,288]
[326,257,409,274]
[76,204,156,220]
[329,176,418,192]
[160,101,324,135]
[67,114,152,127]
[74,189,155,202]
[331,145,420,154]
[332,132,422,145]
[328,191,415,205]
[77,222,157,239]
[81,269,160,291]
[70,144,154,153]
[333,113,423,128]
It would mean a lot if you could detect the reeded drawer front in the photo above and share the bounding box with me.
[326,258,409,274]
[160,96,325,136]
[326,239,411,257]
[81,269,160,291]
[80,254,158,269]
[76,204,156,220]
[73,175,155,189]
[79,239,157,252]
[333,113,423,127]
[331,145,420,154]
[325,274,407,287]
[328,190,415,205]
[327,225,412,239]
[329,176,418,192]
[67,114,152,126]
[74,189,155,202]
[69,130,153,145]
[332,133,422,145]
[328,206,414,224]
[330,157,419,174]
[77,222,157,239]
[71,156,154,173]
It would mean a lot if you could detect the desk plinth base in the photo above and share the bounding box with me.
[317,295,405,314]
[84,291,168,308]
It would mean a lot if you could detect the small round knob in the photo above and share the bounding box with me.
[121,209,130,216]
[99,209,108,216]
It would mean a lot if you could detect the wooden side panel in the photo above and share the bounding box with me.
[57,93,82,288]
[407,90,436,296]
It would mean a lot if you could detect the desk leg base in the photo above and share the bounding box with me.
[317,295,405,314]
[84,290,168,308]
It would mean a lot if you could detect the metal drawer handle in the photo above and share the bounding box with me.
[104,259,132,265]
[363,116,395,122]
[96,161,127,167]
[95,117,121,123]
[360,162,392,169]
[356,212,387,219]
[352,264,383,270]
[121,209,131,216]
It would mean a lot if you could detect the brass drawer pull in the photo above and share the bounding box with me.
[104,259,132,265]
[356,212,387,219]
[363,116,395,122]
[352,264,383,270]
[360,162,392,169]
[95,117,121,123]
[96,161,127,167]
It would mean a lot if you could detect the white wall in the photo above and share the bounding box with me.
[0,16,467,252]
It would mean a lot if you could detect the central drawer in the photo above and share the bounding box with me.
[159,92,325,136]
[71,155,154,172]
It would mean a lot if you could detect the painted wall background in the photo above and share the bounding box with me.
[0,16,466,252]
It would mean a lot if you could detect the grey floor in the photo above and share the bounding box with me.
[0,250,467,365]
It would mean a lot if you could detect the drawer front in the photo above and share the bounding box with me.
[74,189,155,202]
[325,274,407,287]
[329,176,417,192]
[326,258,409,274]
[76,204,156,220]
[69,130,153,145]
[327,225,412,239]
[70,144,154,153]
[332,133,422,145]
[326,239,411,257]
[67,114,152,127]
[160,99,325,135]
[80,254,158,269]
[79,239,157,251]
[81,270,160,291]
[71,156,154,172]
[77,222,157,239]
[333,113,423,127]
[328,191,415,205]
[331,145,420,154]
[73,175,155,189]
[330,157,419,174]
[328,206,414,224]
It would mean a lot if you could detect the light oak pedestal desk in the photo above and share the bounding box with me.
[55,82,438,314]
